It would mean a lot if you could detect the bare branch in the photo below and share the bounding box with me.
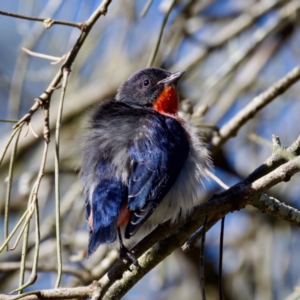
[13,0,113,135]
[0,281,101,300]
[196,0,299,111]
[252,193,300,226]
[211,65,300,152]
[4,129,22,250]
[171,0,291,72]
[0,262,90,282]
[0,125,24,166]
[54,69,70,288]
[22,47,65,63]
[140,0,153,17]
[0,119,18,123]
[0,10,82,29]
[147,0,176,67]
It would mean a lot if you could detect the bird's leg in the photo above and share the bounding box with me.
[117,228,138,266]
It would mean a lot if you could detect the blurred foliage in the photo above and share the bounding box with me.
[1,0,300,299]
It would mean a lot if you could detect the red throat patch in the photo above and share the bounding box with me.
[153,86,178,115]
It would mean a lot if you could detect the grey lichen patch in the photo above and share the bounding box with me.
[259,193,300,223]
[259,193,289,217]
[91,281,101,300]
[259,193,278,211]
[291,207,300,223]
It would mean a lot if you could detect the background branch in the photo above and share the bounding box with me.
[211,64,300,152]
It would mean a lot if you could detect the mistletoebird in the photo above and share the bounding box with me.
[80,68,211,264]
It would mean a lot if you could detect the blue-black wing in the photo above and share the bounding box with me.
[125,115,190,238]
[86,161,127,256]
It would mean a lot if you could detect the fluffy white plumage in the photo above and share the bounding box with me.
[116,122,211,248]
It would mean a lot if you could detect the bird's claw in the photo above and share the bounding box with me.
[120,245,139,267]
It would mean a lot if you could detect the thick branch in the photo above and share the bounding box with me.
[99,155,300,299]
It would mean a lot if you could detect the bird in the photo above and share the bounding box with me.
[80,68,211,265]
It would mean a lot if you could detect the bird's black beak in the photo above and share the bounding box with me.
[157,71,185,86]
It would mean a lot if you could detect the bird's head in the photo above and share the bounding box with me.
[116,68,185,115]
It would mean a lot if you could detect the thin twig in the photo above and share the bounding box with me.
[3,281,102,300]
[23,124,30,138]
[140,0,153,17]
[18,187,36,293]
[181,169,229,252]
[22,47,64,62]
[13,99,44,130]
[28,122,38,138]
[0,209,30,253]
[219,217,225,300]
[0,10,82,29]
[17,141,49,293]
[248,133,273,148]
[205,169,229,190]
[0,262,90,281]
[54,69,70,288]
[0,125,24,166]
[182,214,222,252]
[147,0,176,67]
[0,119,18,123]
[200,216,207,300]
[246,135,300,183]
[4,128,21,250]
[204,171,227,300]
[17,183,40,292]
[9,199,35,251]
[11,199,40,295]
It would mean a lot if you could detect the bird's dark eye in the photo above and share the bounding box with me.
[143,79,149,86]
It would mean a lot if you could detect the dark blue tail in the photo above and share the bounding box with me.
[86,161,127,257]
[88,223,117,257]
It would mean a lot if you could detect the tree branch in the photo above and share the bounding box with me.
[252,193,300,226]
[0,281,101,300]
[0,262,90,282]
[99,155,300,299]
[0,10,82,29]
[13,0,112,133]
[211,65,300,152]
[171,0,289,72]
